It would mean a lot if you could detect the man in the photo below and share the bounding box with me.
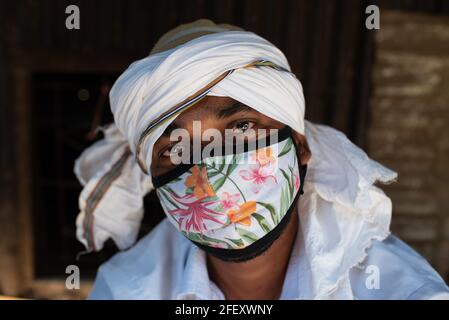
[74,20,449,299]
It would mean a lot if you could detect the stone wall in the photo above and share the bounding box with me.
[368,11,449,280]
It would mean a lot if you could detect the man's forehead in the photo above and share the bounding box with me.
[177,96,251,117]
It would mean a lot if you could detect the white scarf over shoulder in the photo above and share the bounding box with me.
[74,26,397,299]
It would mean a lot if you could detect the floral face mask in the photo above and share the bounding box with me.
[153,126,307,261]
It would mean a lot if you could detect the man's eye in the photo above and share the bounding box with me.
[231,121,255,134]
[161,144,186,158]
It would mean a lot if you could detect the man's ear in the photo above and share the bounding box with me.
[292,131,311,166]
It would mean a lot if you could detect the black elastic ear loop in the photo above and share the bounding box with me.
[299,164,307,195]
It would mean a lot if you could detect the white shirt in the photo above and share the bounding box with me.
[88,216,449,300]
[86,122,449,300]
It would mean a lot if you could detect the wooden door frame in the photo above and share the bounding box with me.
[1,48,140,298]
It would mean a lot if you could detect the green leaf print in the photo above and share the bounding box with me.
[252,213,273,233]
[187,232,232,249]
[225,154,239,176]
[288,164,295,175]
[278,138,293,157]
[225,237,245,248]
[200,234,233,249]
[280,168,294,199]
[212,176,226,192]
[257,201,278,225]
[158,188,179,209]
[200,195,219,203]
[163,185,181,198]
[206,157,247,202]
[218,161,226,173]
[207,162,226,179]
[236,227,259,244]
[207,171,220,179]
[280,185,290,219]
[187,232,207,244]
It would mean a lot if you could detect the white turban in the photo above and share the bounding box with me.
[74,20,397,298]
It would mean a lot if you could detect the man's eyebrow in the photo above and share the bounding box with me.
[162,122,180,136]
[215,101,254,119]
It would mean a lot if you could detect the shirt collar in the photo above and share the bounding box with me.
[176,210,305,300]
[176,244,225,300]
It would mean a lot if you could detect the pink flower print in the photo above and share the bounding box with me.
[167,193,225,233]
[239,163,278,194]
[294,173,300,191]
[219,192,240,211]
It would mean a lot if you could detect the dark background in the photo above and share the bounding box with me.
[0,0,448,298]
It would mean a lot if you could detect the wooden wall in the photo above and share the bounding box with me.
[0,0,448,297]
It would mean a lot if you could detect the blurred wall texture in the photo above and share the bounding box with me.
[0,0,448,298]
[369,11,449,279]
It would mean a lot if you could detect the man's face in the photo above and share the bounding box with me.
[151,95,310,262]
[151,96,301,177]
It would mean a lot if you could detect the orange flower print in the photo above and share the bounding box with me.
[252,147,276,167]
[185,165,216,199]
[227,201,257,226]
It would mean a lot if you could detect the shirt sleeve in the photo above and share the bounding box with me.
[349,234,449,300]
[406,282,449,300]
[87,266,114,300]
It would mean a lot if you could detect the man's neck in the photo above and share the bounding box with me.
[206,208,299,300]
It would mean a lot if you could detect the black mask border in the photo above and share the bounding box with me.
[194,163,307,262]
